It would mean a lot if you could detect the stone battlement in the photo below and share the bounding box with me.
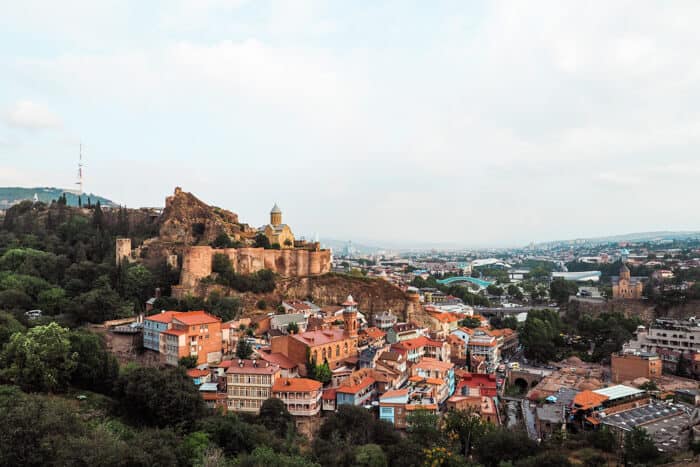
[173,245,331,297]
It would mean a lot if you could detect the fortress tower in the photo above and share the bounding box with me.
[270,203,282,226]
[342,295,358,339]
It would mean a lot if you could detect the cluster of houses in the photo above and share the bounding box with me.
[142,294,520,428]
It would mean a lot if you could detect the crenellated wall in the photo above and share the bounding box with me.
[175,246,331,296]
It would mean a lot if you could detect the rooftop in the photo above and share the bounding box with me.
[292,328,350,346]
[272,378,322,392]
[225,359,279,375]
[593,385,645,401]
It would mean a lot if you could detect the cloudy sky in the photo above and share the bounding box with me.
[1,1,699,247]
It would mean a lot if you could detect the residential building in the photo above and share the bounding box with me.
[611,351,662,383]
[270,313,307,333]
[336,375,377,407]
[226,359,281,414]
[374,310,398,330]
[272,378,323,416]
[379,389,410,428]
[465,328,499,372]
[143,311,179,352]
[187,368,211,386]
[623,318,700,355]
[410,357,455,404]
[386,322,423,344]
[153,311,223,366]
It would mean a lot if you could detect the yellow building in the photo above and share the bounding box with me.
[261,204,295,248]
[612,263,643,299]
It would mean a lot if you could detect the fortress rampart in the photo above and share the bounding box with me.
[173,246,331,298]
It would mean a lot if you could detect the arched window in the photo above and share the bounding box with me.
[322,348,326,360]
[336,345,340,357]
[344,342,348,354]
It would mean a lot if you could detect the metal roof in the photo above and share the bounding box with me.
[593,385,644,400]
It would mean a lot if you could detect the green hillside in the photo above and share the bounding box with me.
[0,187,117,209]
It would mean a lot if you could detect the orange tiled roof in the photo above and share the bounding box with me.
[187,369,210,378]
[362,327,386,340]
[573,390,609,410]
[145,311,179,323]
[322,388,337,400]
[173,310,221,325]
[427,311,462,323]
[413,357,454,371]
[392,336,430,350]
[272,378,322,392]
[337,376,375,394]
[406,404,438,411]
[381,388,409,399]
[162,328,187,336]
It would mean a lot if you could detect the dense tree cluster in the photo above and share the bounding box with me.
[210,253,276,293]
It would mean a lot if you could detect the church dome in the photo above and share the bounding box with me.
[270,203,282,214]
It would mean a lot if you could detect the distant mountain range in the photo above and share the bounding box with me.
[538,231,700,247]
[0,187,118,209]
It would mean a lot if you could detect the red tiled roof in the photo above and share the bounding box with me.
[259,352,298,369]
[225,359,280,375]
[361,327,386,340]
[272,378,322,392]
[187,369,210,378]
[322,388,337,400]
[145,311,179,323]
[162,328,187,336]
[292,329,350,346]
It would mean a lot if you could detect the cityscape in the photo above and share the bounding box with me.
[2,2,700,467]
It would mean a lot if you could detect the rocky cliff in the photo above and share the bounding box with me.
[196,273,431,326]
[159,187,247,245]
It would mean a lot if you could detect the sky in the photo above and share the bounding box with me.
[1,0,700,248]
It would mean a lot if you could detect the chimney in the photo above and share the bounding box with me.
[238,359,243,367]
[253,359,257,368]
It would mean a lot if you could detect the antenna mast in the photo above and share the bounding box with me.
[76,143,84,195]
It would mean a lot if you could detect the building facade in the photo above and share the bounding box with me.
[226,359,281,414]
[272,378,323,416]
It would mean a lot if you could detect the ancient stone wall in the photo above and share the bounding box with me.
[175,245,332,296]
[115,238,132,265]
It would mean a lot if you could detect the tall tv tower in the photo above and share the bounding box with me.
[76,143,84,195]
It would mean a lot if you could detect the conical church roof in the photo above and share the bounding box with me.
[270,203,282,214]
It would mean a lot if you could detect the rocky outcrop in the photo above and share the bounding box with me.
[159,187,246,245]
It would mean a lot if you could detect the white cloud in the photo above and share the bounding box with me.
[4,101,62,130]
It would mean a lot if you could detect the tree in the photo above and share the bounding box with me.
[212,233,234,249]
[287,321,299,334]
[113,366,204,429]
[487,284,504,296]
[443,408,492,457]
[69,330,119,394]
[310,360,332,384]
[474,429,539,467]
[236,338,253,359]
[1,322,77,392]
[258,398,293,438]
[256,300,267,310]
[122,264,154,309]
[550,278,578,304]
[460,317,482,328]
[623,427,659,466]
[406,410,443,448]
[0,310,24,346]
[236,446,320,467]
[200,413,274,457]
[92,201,104,229]
[502,316,519,330]
[520,309,563,362]
[507,284,524,300]
[179,355,198,369]
[284,238,294,247]
[354,444,388,467]
[638,380,658,391]
[254,233,271,249]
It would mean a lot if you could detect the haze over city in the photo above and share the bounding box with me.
[2,1,700,246]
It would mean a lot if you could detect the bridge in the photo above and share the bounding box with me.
[437,276,494,288]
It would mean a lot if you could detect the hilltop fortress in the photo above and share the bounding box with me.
[116,188,331,298]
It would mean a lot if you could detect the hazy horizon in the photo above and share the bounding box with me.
[2,1,700,246]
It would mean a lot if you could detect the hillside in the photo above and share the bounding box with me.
[0,187,117,209]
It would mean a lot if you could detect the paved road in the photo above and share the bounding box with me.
[521,400,538,441]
